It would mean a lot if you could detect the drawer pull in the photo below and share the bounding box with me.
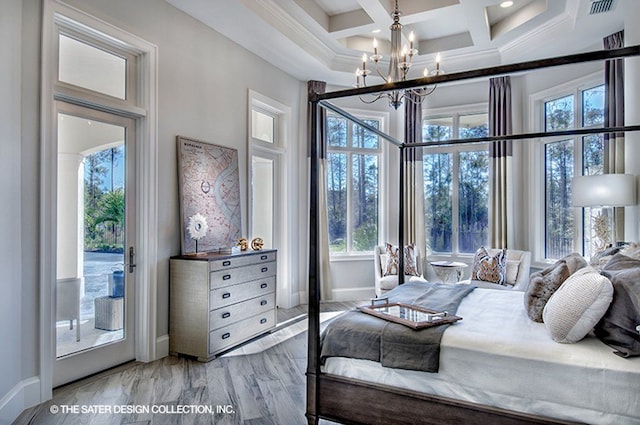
[260,300,267,306]
[222,260,231,266]
[260,283,268,289]
[261,267,268,273]
[260,318,267,324]
[222,312,231,319]
[222,333,231,340]
[261,255,268,260]
[223,274,231,280]
[222,292,231,299]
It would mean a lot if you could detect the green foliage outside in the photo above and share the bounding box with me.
[423,119,489,254]
[327,116,379,253]
[544,86,604,259]
[84,146,125,253]
[325,85,605,259]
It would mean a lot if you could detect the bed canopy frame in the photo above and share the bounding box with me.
[306,44,640,425]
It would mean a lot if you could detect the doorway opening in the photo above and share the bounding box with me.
[56,113,128,358]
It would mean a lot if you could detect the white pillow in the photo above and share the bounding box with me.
[543,266,613,343]
[505,260,520,285]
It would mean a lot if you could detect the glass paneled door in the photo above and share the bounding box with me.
[54,101,136,387]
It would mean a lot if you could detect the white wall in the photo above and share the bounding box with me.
[1,0,42,421]
[0,0,24,421]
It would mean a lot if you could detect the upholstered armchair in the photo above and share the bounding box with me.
[56,277,82,342]
[459,248,532,291]
[374,245,428,297]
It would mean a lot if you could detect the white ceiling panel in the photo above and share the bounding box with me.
[314,0,362,16]
[166,0,629,86]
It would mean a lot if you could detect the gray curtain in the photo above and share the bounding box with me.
[403,92,425,259]
[307,81,333,300]
[603,30,625,242]
[488,76,513,249]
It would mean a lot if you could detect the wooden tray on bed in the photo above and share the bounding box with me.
[358,298,462,330]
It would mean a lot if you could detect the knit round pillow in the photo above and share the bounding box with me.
[542,266,613,343]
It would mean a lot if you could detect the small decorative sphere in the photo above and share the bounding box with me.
[251,237,264,251]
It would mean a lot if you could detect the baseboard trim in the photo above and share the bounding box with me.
[299,287,373,303]
[155,334,169,360]
[331,287,374,301]
[291,290,303,307]
[0,377,41,425]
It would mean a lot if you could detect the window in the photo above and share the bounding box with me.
[248,92,289,250]
[423,112,489,255]
[58,34,127,99]
[326,113,382,254]
[251,109,275,143]
[542,84,605,260]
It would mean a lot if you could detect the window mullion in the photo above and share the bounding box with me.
[347,124,353,254]
[452,151,460,254]
[574,135,584,254]
[347,153,355,253]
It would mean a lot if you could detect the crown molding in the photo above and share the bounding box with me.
[242,0,336,65]
[498,11,574,60]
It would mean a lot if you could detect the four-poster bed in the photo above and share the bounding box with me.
[306,45,640,425]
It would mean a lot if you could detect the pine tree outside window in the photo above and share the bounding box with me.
[542,84,605,260]
[423,112,489,255]
[326,113,382,254]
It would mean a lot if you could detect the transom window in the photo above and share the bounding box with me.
[55,26,140,107]
[326,113,382,254]
[423,112,489,255]
[251,108,276,144]
[542,84,605,260]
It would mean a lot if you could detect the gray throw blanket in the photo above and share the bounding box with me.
[320,281,475,372]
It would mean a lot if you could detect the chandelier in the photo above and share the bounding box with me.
[355,0,444,109]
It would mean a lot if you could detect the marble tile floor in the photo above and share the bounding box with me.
[15,301,365,425]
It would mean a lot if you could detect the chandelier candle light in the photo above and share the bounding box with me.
[355,0,443,109]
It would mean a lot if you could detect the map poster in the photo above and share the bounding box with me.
[177,136,242,254]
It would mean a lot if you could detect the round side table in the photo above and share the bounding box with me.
[430,261,468,284]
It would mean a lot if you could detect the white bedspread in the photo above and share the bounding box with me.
[323,288,640,424]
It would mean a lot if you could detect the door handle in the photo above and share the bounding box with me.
[127,246,137,273]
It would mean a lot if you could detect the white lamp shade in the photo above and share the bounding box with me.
[572,174,637,207]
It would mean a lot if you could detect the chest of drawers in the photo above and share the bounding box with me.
[169,249,277,361]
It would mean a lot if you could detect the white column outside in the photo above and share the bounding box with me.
[57,153,85,279]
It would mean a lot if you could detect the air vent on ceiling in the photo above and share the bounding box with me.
[589,0,614,14]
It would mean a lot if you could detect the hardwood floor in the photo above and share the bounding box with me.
[14,301,365,425]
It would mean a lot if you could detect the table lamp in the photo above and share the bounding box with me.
[572,173,636,253]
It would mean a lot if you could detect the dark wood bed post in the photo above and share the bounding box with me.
[398,145,405,286]
[306,90,321,425]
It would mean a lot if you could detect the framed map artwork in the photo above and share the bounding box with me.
[177,136,241,254]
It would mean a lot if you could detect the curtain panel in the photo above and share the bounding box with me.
[604,30,625,242]
[307,81,333,300]
[403,92,426,261]
[488,76,513,249]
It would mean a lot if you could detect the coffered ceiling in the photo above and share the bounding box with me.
[165,0,628,86]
